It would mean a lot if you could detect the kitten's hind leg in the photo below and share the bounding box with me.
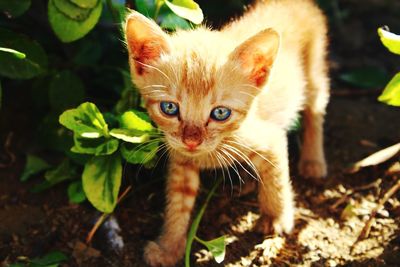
[252,132,295,235]
[298,30,329,179]
[144,161,200,267]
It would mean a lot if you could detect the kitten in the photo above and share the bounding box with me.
[124,0,329,266]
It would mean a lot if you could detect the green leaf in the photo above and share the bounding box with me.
[160,12,191,30]
[110,128,150,143]
[120,110,154,131]
[70,0,98,9]
[185,177,223,267]
[72,134,119,155]
[48,0,103,43]
[135,0,156,17]
[164,0,203,24]
[49,71,85,111]
[378,27,400,55]
[68,180,87,203]
[378,72,400,107]
[121,141,158,164]
[53,0,91,21]
[195,236,226,263]
[30,251,68,266]
[0,0,31,18]
[0,47,26,59]
[0,28,47,79]
[82,154,122,213]
[339,66,390,89]
[20,154,51,182]
[44,159,76,184]
[59,102,108,138]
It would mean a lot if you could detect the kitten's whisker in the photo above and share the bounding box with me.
[220,147,245,185]
[222,144,261,183]
[134,60,172,83]
[142,84,167,89]
[216,150,233,195]
[228,136,280,171]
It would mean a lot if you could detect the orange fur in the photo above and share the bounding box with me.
[125,0,330,266]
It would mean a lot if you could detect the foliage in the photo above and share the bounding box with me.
[377,27,400,107]
[9,251,67,267]
[0,0,203,212]
[185,177,226,266]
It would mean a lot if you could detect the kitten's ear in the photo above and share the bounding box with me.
[228,28,280,87]
[125,11,171,75]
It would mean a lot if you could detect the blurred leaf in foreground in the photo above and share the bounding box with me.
[339,66,390,89]
[378,27,400,55]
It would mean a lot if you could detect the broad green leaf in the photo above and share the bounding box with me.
[121,141,158,164]
[70,0,98,9]
[196,236,226,263]
[110,128,150,143]
[120,110,153,131]
[378,72,400,107]
[48,0,102,43]
[30,251,68,266]
[339,67,390,89]
[0,28,47,79]
[68,180,87,203]
[165,0,203,24]
[0,47,26,59]
[0,0,31,18]
[59,102,108,138]
[44,159,76,184]
[72,134,119,155]
[20,154,51,182]
[83,154,122,213]
[378,27,400,55]
[160,13,191,30]
[135,0,156,18]
[53,0,91,21]
[49,71,85,111]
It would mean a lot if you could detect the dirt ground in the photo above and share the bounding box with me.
[1,0,400,266]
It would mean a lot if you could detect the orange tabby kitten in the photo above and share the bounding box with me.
[125,0,329,265]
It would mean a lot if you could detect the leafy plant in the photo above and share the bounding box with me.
[185,177,226,266]
[377,27,400,107]
[9,251,67,267]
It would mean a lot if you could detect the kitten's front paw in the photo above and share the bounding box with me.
[144,241,179,267]
[255,214,294,235]
[298,159,327,179]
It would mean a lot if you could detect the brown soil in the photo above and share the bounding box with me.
[1,0,400,266]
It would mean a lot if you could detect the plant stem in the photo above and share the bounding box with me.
[106,0,120,24]
[185,177,223,267]
[153,0,164,21]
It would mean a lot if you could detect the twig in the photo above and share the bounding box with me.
[0,132,16,168]
[329,179,382,211]
[352,179,400,250]
[86,185,132,244]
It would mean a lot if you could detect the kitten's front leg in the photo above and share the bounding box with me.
[251,133,295,235]
[144,160,200,267]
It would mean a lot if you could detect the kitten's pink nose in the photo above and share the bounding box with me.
[183,139,201,151]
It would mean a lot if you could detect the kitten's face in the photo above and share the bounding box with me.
[125,12,279,158]
[138,55,251,157]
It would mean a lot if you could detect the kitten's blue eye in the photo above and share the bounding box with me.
[210,106,231,121]
[160,101,179,116]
